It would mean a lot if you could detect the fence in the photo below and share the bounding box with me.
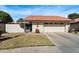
[6,24,24,33]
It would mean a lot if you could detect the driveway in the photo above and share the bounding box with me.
[46,32,79,53]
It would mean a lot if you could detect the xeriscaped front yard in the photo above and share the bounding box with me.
[0,33,54,50]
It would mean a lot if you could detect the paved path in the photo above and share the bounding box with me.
[46,33,79,53]
[0,33,79,53]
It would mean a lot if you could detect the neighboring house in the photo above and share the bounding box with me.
[25,16,71,32]
[70,18,79,31]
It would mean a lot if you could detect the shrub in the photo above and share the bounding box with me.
[35,29,40,33]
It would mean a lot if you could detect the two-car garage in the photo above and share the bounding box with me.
[43,23,65,32]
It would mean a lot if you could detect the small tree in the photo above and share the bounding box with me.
[17,18,24,23]
[17,18,25,31]
[68,13,79,33]
[0,11,13,23]
[0,11,13,37]
[68,13,79,20]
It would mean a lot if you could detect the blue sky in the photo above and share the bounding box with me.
[0,5,79,21]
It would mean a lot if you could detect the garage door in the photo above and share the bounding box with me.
[44,24,65,32]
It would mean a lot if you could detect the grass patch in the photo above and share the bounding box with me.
[0,33,54,50]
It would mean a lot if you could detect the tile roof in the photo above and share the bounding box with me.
[25,16,71,22]
[74,18,79,23]
[70,18,79,23]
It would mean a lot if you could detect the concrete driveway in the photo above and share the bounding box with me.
[46,32,79,53]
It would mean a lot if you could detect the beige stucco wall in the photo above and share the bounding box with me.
[32,22,43,32]
[65,24,70,32]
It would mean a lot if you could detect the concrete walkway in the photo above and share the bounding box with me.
[0,33,79,53]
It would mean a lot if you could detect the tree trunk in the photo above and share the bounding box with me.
[0,31,1,37]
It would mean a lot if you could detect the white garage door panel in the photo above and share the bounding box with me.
[44,24,65,32]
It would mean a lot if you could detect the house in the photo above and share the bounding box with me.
[25,16,71,32]
[70,18,79,32]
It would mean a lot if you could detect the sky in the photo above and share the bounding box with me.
[0,5,79,21]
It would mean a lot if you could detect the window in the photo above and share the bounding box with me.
[44,23,48,24]
[54,23,58,24]
[60,23,64,24]
[49,23,53,24]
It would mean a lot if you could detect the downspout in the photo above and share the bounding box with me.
[65,22,66,32]
[24,20,26,32]
[43,23,44,32]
